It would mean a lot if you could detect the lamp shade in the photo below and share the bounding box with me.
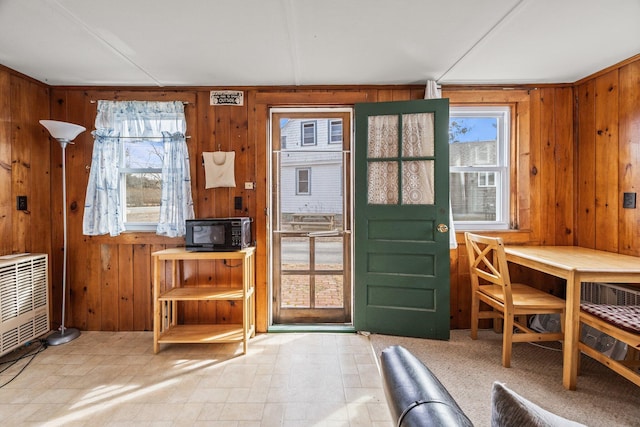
[40,120,86,141]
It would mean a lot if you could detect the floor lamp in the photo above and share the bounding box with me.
[40,120,86,346]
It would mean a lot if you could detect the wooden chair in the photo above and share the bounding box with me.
[578,302,640,387]
[464,232,565,367]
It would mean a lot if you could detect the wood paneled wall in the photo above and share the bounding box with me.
[1,55,638,333]
[40,86,428,333]
[575,59,640,256]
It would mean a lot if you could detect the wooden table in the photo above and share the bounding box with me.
[289,213,335,230]
[503,245,640,390]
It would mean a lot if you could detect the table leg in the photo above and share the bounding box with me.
[563,271,580,390]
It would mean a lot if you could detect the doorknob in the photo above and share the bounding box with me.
[437,224,449,233]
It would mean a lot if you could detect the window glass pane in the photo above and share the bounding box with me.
[302,122,316,145]
[368,115,398,158]
[315,275,343,308]
[315,238,343,270]
[402,113,434,157]
[123,140,164,168]
[329,119,342,143]
[449,117,498,167]
[125,173,161,223]
[450,171,498,221]
[402,160,434,205]
[281,275,309,308]
[296,168,310,194]
[368,162,398,204]
[281,236,308,270]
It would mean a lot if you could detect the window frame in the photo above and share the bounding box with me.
[449,105,511,231]
[329,119,343,144]
[295,167,311,195]
[301,121,317,146]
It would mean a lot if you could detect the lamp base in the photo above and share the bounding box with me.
[46,328,81,346]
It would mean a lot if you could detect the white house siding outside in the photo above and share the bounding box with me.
[279,119,343,224]
[449,140,497,221]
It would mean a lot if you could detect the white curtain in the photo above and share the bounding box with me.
[83,100,194,237]
[424,80,458,249]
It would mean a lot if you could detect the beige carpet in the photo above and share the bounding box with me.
[370,330,640,427]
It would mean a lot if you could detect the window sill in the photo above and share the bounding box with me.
[87,232,185,245]
[453,229,534,246]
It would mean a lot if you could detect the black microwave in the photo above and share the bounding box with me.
[185,217,252,251]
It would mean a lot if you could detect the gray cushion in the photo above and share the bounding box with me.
[491,382,586,427]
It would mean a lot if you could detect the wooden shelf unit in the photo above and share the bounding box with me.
[152,247,256,354]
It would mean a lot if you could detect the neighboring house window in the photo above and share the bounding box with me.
[296,168,311,195]
[83,100,194,237]
[478,172,496,187]
[281,135,287,149]
[329,119,342,144]
[301,121,317,146]
[449,106,510,230]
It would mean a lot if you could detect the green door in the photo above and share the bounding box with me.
[354,99,450,339]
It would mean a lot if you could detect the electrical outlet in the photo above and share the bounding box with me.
[623,192,636,209]
[17,195,27,211]
[234,196,242,210]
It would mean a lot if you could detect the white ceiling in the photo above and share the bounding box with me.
[1,0,638,87]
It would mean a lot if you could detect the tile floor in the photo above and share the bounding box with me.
[0,332,393,426]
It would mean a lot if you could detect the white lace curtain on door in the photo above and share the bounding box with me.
[83,100,194,237]
[367,114,435,205]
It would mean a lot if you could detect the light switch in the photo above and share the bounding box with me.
[17,196,27,211]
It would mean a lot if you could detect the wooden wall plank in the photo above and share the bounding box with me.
[515,95,532,231]
[576,80,597,248]
[554,87,574,244]
[594,70,619,252]
[252,96,269,332]
[132,244,152,330]
[539,88,557,244]
[0,69,11,256]
[85,240,102,330]
[618,61,640,256]
[528,89,542,242]
[100,244,119,331]
[65,90,90,329]
[118,244,134,330]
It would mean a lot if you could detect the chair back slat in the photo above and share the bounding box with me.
[465,232,514,309]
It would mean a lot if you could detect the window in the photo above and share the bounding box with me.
[478,172,496,187]
[301,121,317,146]
[296,168,311,195]
[83,101,193,237]
[449,106,510,230]
[329,119,342,144]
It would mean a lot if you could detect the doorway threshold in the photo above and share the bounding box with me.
[268,324,356,333]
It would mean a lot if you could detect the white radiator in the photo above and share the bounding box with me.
[0,253,49,356]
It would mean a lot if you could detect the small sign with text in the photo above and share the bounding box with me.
[210,90,244,106]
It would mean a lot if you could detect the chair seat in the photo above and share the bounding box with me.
[479,283,565,310]
[581,302,640,334]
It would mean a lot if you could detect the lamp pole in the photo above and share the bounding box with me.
[40,120,85,346]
